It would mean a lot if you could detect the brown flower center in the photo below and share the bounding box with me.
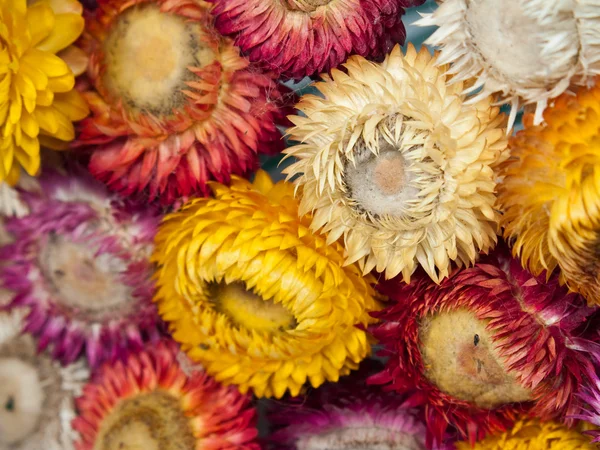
[94,391,196,450]
[102,4,215,114]
[297,427,425,450]
[419,309,531,408]
[465,0,578,89]
[40,232,133,320]
[209,282,297,332]
[282,0,332,13]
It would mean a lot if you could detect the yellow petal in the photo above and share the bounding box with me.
[53,89,89,121]
[34,106,74,141]
[15,138,40,174]
[19,110,40,138]
[37,14,84,54]
[57,45,87,76]
[26,2,55,47]
[22,48,69,78]
[47,72,75,93]
[19,60,48,91]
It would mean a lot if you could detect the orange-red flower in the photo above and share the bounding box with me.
[74,0,292,205]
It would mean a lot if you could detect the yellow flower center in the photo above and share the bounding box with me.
[40,233,132,318]
[465,0,579,89]
[94,391,195,450]
[210,282,297,333]
[282,0,332,13]
[0,358,45,445]
[297,427,425,450]
[419,309,531,408]
[102,4,215,114]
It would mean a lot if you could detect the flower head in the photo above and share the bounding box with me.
[73,340,259,450]
[284,45,508,283]
[454,418,596,450]
[369,246,596,446]
[0,169,162,367]
[208,0,424,80]
[75,0,292,205]
[418,0,600,126]
[498,82,600,305]
[0,0,89,185]
[267,361,436,450]
[153,171,381,398]
[0,311,89,450]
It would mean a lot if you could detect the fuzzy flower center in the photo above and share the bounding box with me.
[296,427,425,450]
[282,0,333,13]
[419,309,531,408]
[102,4,215,114]
[210,282,297,332]
[345,142,415,217]
[0,358,45,445]
[465,0,579,88]
[40,233,132,318]
[95,391,196,450]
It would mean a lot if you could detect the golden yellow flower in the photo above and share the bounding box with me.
[152,171,380,398]
[498,82,600,305]
[284,45,508,283]
[455,419,596,450]
[0,0,89,185]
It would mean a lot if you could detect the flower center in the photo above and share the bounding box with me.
[345,146,415,217]
[40,232,132,319]
[419,309,531,408]
[102,4,215,114]
[282,0,332,13]
[0,358,45,445]
[297,427,425,450]
[465,0,579,89]
[210,282,297,332]
[95,391,196,450]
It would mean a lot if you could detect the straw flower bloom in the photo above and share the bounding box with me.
[0,0,89,185]
[73,341,259,450]
[75,0,292,205]
[498,82,600,305]
[454,418,596,450]
[153,171,380,398]
[0,170,162,367]
[369,246,597,446]
[285,45,508,283]
[207,0,424,80]
[0,312,89,450]
[267,362,433,450]
[418,0,600,127]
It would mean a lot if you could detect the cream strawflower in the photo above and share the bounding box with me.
[284,45,508,283]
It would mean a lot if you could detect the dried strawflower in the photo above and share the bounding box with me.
[370,246,597,446]
[73,341,259,449]
[153,171,380,398]
[285,45,507,283]
[74,0,292,205]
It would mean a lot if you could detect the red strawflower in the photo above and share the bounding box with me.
[74,0,292,205]
[207,0,425,80]
[369,245,598,447]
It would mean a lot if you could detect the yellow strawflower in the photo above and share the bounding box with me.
[152,171,381,398]
[498,82,600,305]
[455,419,596,450]
[0,0,88,185]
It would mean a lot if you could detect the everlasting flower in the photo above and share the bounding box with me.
[0,312,89,450]
[208,0,424,80]
[153,171,380,398]
[75,0,292,205]
[498,82,600,306]
[285,45,508,283]
[418,0,600,127]
[0,0,89,185]
[454,418,596,450]
[369,246,597,446]
[0,170,162,367]
[267,362,434,450]
[73,341,259,450]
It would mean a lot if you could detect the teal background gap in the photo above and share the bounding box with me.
[260,0,523,180]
